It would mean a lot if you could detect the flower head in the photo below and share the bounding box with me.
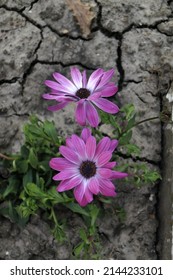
[50,128,128,207]
[43,67,119,127]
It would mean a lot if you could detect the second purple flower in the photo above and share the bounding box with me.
[43,67,119,127]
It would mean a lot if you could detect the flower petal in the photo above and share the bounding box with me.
[97,151,112,167]
[75,100,87,126]
[47,102,69,111]
[98,168,113,178]
[70,67,83,88]
[53,168,77,180]
[111,171,128,179]
[71,134,86,158]
[84,188,93,205]
[73,181,85,205]
[103,161,117,169]
[86,101,100,127]
[95,137,111,156]
[86,136,96,159]
[100,83,118,97]
[49,158,74,171]
[59,146,80,164]
[42,94,59,100]
[82,70,87,88]
[87,69,103,92]
[53,72,77,92]
[45,80,72,94]
[96,69,114,90]
[65,137,74,149]
[109,139,119,152]
[74,182,93,206]
[93,98,119,114]
[57,175,83,192]
[81,128,92,143]
[88,177,99,195]
[99,179,117,197]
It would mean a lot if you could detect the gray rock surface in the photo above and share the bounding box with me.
[118,81,161,162]
[0,0,34,10]
[97,0,171,33]
[0,0,172,260]
[122,28,173,82]
[0,8,41,80]
[23,0,98,39]
[38,28,118,69]
[157,20,173,36]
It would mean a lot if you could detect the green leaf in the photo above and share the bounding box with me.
[126,115,136,131]
[0,201,19,223]
[124,143,141,156]
[28,148,38,169]
[119,130,132,145]
[79,228,88,243]
[16,198,38,218]
[74,242,84,256]
[14,159,28,173]
[43,121,58,143]
[121,104,135,120]
[36,176,45,190]
[66,202,89,216]
[52,224,66,242]
[3,177,19,198]
[47,187,68,204]
[88,205,100,227]
[20,145,29,159]
[22,169,33,187]
[25,183,45,198]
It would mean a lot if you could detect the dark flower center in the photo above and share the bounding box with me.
[76,88,90,99]
[79,160,96,179]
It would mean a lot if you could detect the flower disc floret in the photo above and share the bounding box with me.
[76,88,90,99]
[43,67,119,127]
[80,160,96,178]
[49,128,128,207]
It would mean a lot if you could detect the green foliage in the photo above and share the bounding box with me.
[116,161,161,187]
[0,108,161,259]
[0,116,64,231]
[73,204,101,259]
[98,104,140,157]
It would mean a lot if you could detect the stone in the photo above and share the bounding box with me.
[23,0,98,39]
[0,82,22,115]
[0,116,19,150]
[157,20,173,36]
[38,28,118,69]
[0,0,172,260]
[0,8,41,80]
[0,0,33,10]
[117,80,161,162]
[97,0,171,33]
[122,28,173,82]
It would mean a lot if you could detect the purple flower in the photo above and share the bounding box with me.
[50,128,128,207]
[43,67,119,127]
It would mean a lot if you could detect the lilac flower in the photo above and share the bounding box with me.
[50,128,128,207]
[43,67,119,127]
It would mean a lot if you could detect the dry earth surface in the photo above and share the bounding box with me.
[0,0,173,259]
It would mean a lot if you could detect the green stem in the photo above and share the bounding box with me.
[134,116,159,127]
[50,207,58,226]
[119,116,159,139]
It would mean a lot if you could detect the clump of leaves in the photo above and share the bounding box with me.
[0,116,101,257]
[97,104,161,185]
[0,106,161,259]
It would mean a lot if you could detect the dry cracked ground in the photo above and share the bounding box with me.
[0,0,173,260]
